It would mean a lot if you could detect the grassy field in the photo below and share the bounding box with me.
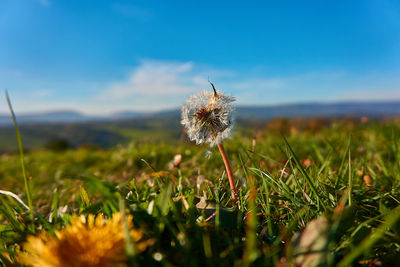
[1,118,400,266]
[0,116,183,153]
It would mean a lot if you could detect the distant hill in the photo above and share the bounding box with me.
[0,110,142,126]
[0,110,90,125]
[235,101,400,119]
[0,101,399,126]
[110,111,147,119]
[0,101,399,153]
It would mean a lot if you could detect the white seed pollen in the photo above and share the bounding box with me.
[181,88,235,147]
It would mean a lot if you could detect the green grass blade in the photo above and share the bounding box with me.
[119,198,136,259]
[50,190,59,223]
[0,196,25,233]
[0,190,29,211]
[243,178,259,266]
[337,205,400,267]
[5,90,34,221]
[335,137,351,188]
[283,137,326,210]
[348,150,352,206]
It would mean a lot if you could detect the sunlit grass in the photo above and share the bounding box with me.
[1,117,400,266]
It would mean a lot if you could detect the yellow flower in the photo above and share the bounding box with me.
[17,212,150,267]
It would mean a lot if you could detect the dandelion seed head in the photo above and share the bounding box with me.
[181,85,235,147]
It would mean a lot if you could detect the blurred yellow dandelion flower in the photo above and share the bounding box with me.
[17,212,150,267]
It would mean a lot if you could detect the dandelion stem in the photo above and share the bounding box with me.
[217,142,238,202]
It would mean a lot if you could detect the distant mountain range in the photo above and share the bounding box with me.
[0,110,144,126]
[235,101,400,119]
[0,100,399,152]
[0,101,399,126]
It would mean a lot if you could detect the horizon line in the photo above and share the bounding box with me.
[0,99,400,117]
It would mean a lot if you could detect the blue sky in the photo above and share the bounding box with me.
[0,0,399,114]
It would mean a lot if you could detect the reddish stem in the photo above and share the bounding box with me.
[217,143,238,202]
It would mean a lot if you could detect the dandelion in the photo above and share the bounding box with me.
[181,82,235,147]
[17,212,151,267]
[181,81,239,202]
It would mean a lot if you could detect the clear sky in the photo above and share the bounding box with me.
[1,0,399,114]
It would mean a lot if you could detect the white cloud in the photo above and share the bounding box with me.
[99,59,290,103]
[99,60,205,100]
[97,60,373,112]
[2,59,400,115]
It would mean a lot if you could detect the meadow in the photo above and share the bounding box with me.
[1,117,400,266]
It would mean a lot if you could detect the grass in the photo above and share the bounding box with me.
[5,91,33,222]
[1,117,400,266]
[0,116,182,153]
